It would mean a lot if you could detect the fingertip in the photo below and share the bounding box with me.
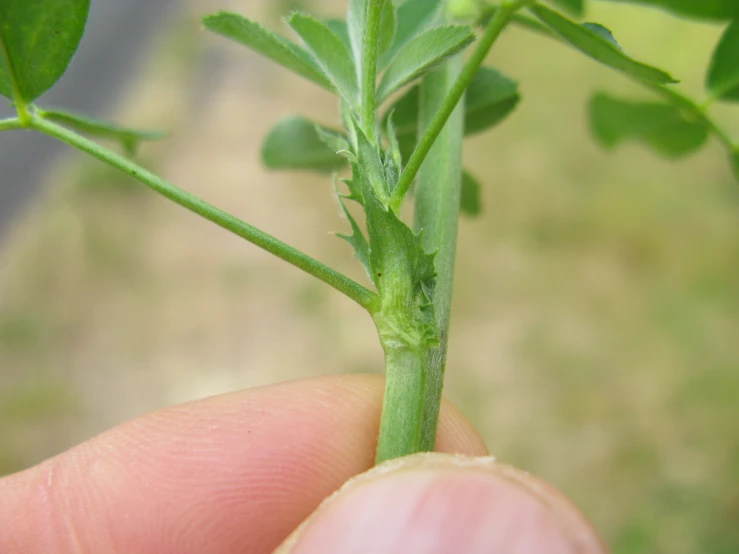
[0,375,487,553]
[436,400,489,457]
[276,453,606,554]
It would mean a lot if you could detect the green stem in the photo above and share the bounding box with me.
[360,0,384,143]
[28,113,378,310]
[413,53,466,451]
[646,83,737,152]
[0,39,29,125]
[390,0,522,209]
[375,345,427,463]
[703,73,739,111]
[0,117,24,132]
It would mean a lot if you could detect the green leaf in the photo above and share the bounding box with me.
[378,2,398,61]
[529,5,677,84]
[384,103,422,166]
[707,21,739,103]
[315,125,351,157]
[355,121,392,203]
[385,113,403,173]
[601,0,739,21]
[549,0,585,17]
[261,116,347,172]
[325,19,352,50]
[589,92,709,158]
[0,0,90,103]
[385,83,420,142]
[464,67,520,136]
[38,109,165,156]
[288,13,359,106]
[335,189,372,280]
[203,12,332,91]
[460,171,482,217]
[377,25,475,102]
[381,0,443,66]
[386,66,519,148]
[347,0,367,68]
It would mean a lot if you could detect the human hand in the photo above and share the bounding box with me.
[0,375,606,553]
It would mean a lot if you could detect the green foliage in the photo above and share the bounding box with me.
[354,120,392,205]
[336,193,372,279]
[460,171,482,216]
[376,1,398,59]
[38,109,165,156]
[382,0,443,65]
[347,0,369,69]
[549,0,584,17]
[288,13,360,107]
[0,0,90,103]
[261,116,347,172]
[202,12,332,91]
[589,92,709,158]
[529,4,677,84]
[384,85,419,161]
[603,0,739,21]
[463,67,520,135]
[387,65,520,158]
[377,25,475,101]
[707,21,739,103]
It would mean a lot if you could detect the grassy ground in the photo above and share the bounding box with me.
[1,1,738,552]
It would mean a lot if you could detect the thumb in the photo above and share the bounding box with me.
[274,453,607,554]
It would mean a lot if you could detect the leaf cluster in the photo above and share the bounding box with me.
[524,1,739,175]
[203,0,529,345]
[1,0,737,336]
[206,1,523,221]
[0,0,163,151]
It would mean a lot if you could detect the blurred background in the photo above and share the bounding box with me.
[1,0,738,552]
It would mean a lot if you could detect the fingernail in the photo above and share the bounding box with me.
[275,453,606,554]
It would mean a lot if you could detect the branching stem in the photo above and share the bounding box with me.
[647,83,737,153]
[390,0,527,210]
[0,117,24,132]
[27,114,378,310]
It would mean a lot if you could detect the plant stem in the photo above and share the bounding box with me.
[0,37,30,126]
[390,0,522,209]
[28,114,378,310]
[375,345,427,463]
[646,83,737,152]
[360,0,384,144]
[0,117,24,132]
[413,53,466,451]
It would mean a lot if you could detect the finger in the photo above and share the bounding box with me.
[276,453,607,554]
[0,374,487,554]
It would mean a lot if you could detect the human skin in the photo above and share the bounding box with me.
[0,375,606,553]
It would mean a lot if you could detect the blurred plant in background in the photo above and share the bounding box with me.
[0,1,737,553]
